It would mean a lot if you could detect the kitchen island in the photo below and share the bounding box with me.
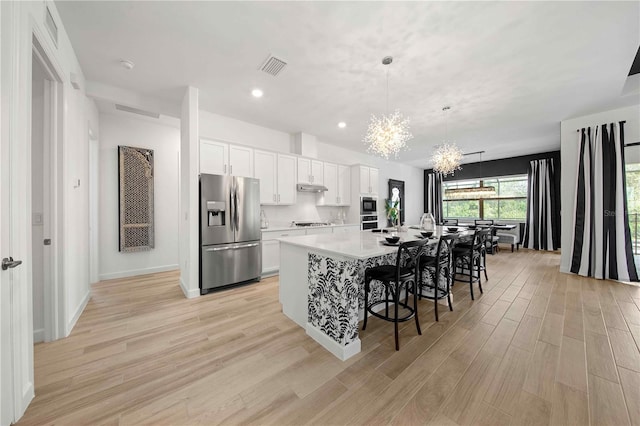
[278,228,454,360]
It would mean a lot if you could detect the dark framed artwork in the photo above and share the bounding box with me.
[118,146,154,252]
[388,179,405,226]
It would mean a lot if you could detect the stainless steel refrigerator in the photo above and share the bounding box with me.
[200,174,261,294]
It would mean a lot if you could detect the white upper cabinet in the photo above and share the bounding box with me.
[200,139,253,177]
[337,164,351,205]
[297,158,312,184]
[276,154,296,205]
[297,158,324,184]
[254,150,277,204]
[200,139,229,175]
[318,163,351,206]
[254,151,296,205]
[320,162,338,206]
[356,165,379,196]
[369,167,379,196]
[229,145,254,178]
[311,160,324,185]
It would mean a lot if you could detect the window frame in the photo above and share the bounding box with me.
[442,174,528,221]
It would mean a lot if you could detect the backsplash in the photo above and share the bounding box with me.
[261,192,351,228]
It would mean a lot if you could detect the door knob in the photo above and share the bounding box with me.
[2,257,23,271]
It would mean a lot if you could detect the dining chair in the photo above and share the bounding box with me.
[452,229,490,300]
[362,239,429,350]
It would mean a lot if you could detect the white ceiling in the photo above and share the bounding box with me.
[56,1,639,167]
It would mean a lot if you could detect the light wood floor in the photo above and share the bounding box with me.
[18,249,640,425]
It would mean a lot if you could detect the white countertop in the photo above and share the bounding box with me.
[261,223,360,232]
[277,229,428,259]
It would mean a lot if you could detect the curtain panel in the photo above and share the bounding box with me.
[570,122,638,282]
[425,172,443,224]
[523,158,560,251]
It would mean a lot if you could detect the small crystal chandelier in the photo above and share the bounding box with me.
[431,106,463,176]
[363,56,413,159]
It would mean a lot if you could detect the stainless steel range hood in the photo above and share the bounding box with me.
[297,183,328,193]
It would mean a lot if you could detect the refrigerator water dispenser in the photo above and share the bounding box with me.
[206,201,226,226]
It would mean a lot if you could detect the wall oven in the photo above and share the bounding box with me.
[361,214,378,230]
[360,196,377,214]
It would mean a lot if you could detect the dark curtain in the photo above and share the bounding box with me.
[425,172,443,224]
[570,122,638,282]
[523,158,560,250]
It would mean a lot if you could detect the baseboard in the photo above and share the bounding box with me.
[98,264,179,281]
[180,277,200,299]
[305,322,361,361]
[33,328,45,343]
[66,288,91,336]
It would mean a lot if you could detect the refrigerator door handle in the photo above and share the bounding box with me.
[233,179,240,232]
[205,242,259,252]
[229,179,235,232]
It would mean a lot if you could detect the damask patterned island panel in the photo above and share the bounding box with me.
[278,230,440,361]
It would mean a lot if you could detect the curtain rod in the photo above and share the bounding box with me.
[625,142,640,148]
[576,120,627,132]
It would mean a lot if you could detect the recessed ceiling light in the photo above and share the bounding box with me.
[251,89,263,98]
[120,59,135,70]
[338,122,346,128]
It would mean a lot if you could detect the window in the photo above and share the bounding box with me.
[442,175,528,221]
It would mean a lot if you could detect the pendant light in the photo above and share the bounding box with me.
[444,151,496,199]
[431,106,463,176]
[363,56,413,159]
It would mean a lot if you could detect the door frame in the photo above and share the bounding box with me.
[32,25,65,343]
[1,5,67,421]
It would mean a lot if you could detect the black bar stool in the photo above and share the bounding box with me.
[452,229,491,300]
[362,239,428,350]
[417,235,456,321]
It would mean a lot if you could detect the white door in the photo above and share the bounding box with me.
[253,150,276,204]
[337,165,351,206]
[277,154,296,205]
[229,145,253,177]
[322,163,337,206]
[199,139,228,175]
[369,167,379,196]
[297,157,311,184]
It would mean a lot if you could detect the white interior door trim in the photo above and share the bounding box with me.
[32,23,65,342]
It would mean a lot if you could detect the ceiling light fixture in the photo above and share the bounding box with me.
[338,122,346,128]
[251,88,263,98]
[444,151,497,199]
[363,56,413,159]
[431,106,463,176]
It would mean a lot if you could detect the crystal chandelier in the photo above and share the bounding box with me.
[363,56,413,159]
[431,106,463,176]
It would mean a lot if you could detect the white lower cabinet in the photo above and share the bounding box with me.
[260,226,359,275]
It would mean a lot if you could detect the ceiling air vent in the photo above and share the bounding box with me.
[115,104,160,119]
[259,55,287,76]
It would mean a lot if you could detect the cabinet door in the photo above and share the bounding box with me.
[297,158,311,184]
[254,150,277,204]
[261,240,280,275]
[320,163,338,206]
[369,168,379,195]
[277,154,297,205]
[311,160,324,185]
[359,166,370,194]
[200,140,228,175]
[337,165,351,205]
[229,145,254,177]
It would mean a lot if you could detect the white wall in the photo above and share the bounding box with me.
[199,110,425,227]
[559,103,640,272]
[98,112,180,280]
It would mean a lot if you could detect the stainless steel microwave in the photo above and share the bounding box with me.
[360,196,377,214]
